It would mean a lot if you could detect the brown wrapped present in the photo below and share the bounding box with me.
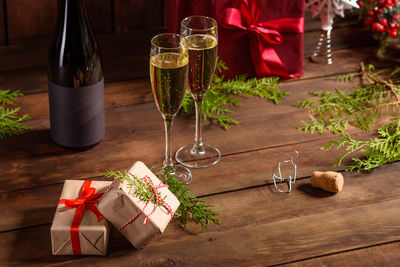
[98,161,180,248]
[51,180,112,255]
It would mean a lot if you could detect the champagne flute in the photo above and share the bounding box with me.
[175,16,221,168]
[150,33,192,183]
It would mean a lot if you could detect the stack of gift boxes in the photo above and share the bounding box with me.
[50,161,180,255]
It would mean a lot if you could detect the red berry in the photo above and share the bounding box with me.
[380,18,389,27]
[358,1,365,7]
[378,0,385,6]
[372,22,385,32]
[368,11,375,16]
[377,8,384,15]
[390,30,398,37]
[365,17,374,26]
[393,14,400,21]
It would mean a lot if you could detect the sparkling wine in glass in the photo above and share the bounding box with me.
[175,16,221,169]
[150,33,192,183]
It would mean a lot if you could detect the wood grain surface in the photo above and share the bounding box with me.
[0,0,4,45]
[5,0,57,44]
[114,0,164,33]
[1,8,400,267]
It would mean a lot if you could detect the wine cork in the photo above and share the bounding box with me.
[310,171,344,193]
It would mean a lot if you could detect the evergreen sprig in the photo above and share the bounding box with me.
[0,90,30,139]
[323,117,400,171]
[103,170,163,205]
[181,59,290,130]
[295,84,395,134]
[296,63,400,172]
[157,167,220,229]
[104,168,220,229]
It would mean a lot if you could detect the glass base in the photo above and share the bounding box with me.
[175,144,221,168]
[170,164,192,184]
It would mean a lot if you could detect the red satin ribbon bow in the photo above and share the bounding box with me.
[59,180,105,255]
[220,0,304,78]
[118,174,174,231]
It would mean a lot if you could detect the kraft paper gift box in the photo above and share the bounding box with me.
[51,180,112,255]
[97,161,180,249]
[168,0,304,79]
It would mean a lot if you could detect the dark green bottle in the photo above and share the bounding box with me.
[48,0,105,148]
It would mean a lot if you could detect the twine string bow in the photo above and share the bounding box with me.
[103,173,174,232]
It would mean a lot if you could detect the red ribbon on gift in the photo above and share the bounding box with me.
[220,0,304,78]
[59,180,105,255]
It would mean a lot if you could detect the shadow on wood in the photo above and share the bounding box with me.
[297,183,336,198]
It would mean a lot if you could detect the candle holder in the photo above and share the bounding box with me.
[310,29,333,65]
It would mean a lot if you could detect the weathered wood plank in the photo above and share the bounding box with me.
[0,0,4,45]
[5,0,57,45]
[1,169,400,265]
[0,27,163,73]
[0,22,373,74]
[114,0,163,33]
[0,137,358,232]
[15,70,360,121]
[1,141,397,234]
[0,43,392,97]
[0,76,362,193]
[63,199,400,266]
[284,242,400,267]
[5,0,113,44]
[86,0,113,35]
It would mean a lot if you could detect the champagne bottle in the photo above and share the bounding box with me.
[48,0,105,148]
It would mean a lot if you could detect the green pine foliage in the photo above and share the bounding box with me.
[323,117,400,171]
[295,85,395,134]
[104,168,220,230]
[104,170,164,205]
[181,58,290,130]
[296,63,400,172]
[157,167,220,229]
[0,90,30,139]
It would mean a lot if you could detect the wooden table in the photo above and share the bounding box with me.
[1,17,400,266]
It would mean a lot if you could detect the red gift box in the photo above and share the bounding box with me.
[168,0,304,79]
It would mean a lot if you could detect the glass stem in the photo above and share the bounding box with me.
[192,99,204,153]
[163,116,174,168]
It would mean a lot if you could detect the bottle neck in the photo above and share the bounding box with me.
[58,0,87,13]
[57,0,89,27]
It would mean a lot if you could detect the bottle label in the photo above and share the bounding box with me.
[48,79,105,148]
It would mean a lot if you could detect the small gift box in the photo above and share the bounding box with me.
[50,180,112,255]
[168,0,304,79]
[97,161,180,248]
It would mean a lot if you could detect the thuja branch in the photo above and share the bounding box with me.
[361,62,400,103]
[0,89,30,139]
[157,167,220,229]
[297,63,400,172]
[181,58,290,130]
[104,171,164,205]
